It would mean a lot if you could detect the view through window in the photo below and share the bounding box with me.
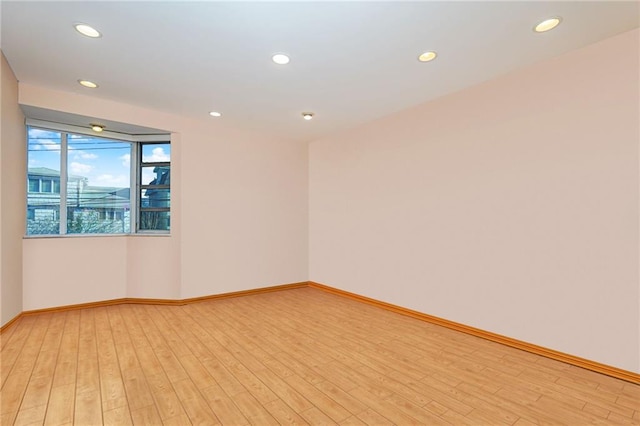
[26,126,170,235]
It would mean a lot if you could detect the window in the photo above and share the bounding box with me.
[41,179,52,193]
[26,125,170,236]
[28,178,40,193]
[139,143,171,231]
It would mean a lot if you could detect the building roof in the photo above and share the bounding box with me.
[28,167,86,181]
[28,167,61,176]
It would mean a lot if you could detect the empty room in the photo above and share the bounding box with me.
[1,1,639,425]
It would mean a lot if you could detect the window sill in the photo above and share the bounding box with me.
[24,232,171,239]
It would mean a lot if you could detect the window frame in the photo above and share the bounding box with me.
[25,119,170,237]
[137,142,171,233]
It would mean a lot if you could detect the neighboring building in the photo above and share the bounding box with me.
[27,167,130,234]
[141,166,170,230]
[144,166,170,208]
[27,167,86,222]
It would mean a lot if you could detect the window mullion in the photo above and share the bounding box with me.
[130,143,138,233]
[60,132,68,234]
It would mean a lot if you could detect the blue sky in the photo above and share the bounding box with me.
[28,127,170,188]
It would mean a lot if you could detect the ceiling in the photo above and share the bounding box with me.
[1,1,638,142]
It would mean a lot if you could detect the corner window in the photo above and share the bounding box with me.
[26,125,170,236]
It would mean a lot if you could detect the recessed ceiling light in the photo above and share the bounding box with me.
[272,53,291,65]
[534,17,561,33]
[209,111,222,117]
[74,23,101,38]
[302,112,314,120]
[418,51,437,62]
[90,124,105,132]
[78,79,98,88]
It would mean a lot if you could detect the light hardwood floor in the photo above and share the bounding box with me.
[1,287,639,425]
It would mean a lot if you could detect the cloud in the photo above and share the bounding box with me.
[96,174,129,187]
[72,150,98,160]
[143,147,170,163]
[142,168,156,185]
[69,162,93,175]
[29,128,58,137]
[35,139,61,151]
[28,129,60,152]
[120,154,131,167]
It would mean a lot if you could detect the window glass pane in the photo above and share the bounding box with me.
[53,180,60,194]
[139,211,170,231]
[141,143,170,163]
[66,134,132,234]
[140,188,170,208]
[141,165,170,186]
[27,128,61,235]
[28,178,40,192]
[41,179,52,193]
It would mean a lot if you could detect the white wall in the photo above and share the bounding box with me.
[18,84,308,310]
[179,126,309,298]
[309,29,640,372]
[0,52,25,326]
[23,237,128,308]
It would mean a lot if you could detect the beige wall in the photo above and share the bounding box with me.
[0,52,25,326]
[18,83,308,310]
[309,29,640,372]
[21,235,179,306]
[23,237,128,308]
[179,120,308,298]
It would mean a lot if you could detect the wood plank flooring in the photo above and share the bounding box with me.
[1,287,639,425]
